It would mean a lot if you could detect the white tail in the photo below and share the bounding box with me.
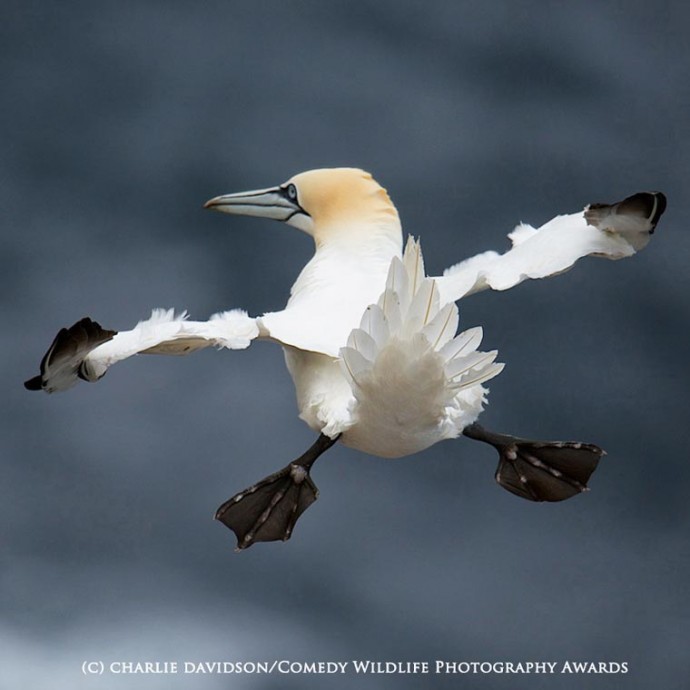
[339,238,504,457]
[341,237,504,396]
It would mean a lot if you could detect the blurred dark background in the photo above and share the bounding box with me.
[3,1,689,688]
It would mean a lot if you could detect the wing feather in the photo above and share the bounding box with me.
[435,191,666,304]
[25,308,260,393]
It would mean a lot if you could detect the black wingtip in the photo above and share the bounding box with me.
[24,375,43,391]
[585,190,667,237]
[615,191,667,231]
[25,317,117,393]
[648,191,667,229]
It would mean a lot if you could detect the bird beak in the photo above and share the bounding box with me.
[204,186,301,222]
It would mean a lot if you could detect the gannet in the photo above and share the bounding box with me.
[25,168,666,550]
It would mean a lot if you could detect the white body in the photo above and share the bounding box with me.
[38,169,659,461]
[278,238,499,457]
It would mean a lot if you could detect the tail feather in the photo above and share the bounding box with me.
[358,304,390,349]
[339,238,504,456]
[401,278,439,338]
[376,288,403,334]
[345,328,378,363]
[340,346,373,388]
[439,326,484,364]
[341,237,504,401]
[446,350,499,382]
[422,302,458,351]
[384,256,410,314]
[402,236,425,296]
[449,362,505,391]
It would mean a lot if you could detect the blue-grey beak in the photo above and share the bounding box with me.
[204,185,303,222]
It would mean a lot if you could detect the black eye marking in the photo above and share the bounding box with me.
[279,183,310,219]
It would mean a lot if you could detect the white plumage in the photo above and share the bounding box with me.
[339,237,501,457]
[29,168,662,455]
[25,167,665,549]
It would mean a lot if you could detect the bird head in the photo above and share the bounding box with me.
[204,168,401,247]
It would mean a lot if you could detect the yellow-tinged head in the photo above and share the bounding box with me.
[287,168,399,230]
[204,168,401,246]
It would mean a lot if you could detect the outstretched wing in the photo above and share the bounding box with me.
[25,308,260,393]
[435,191,666,303]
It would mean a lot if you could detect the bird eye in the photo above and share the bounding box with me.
[286,184,297,201]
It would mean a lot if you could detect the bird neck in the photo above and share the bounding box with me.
[312,214,402,257]
[287,216,402,315]
[309,180,402,251]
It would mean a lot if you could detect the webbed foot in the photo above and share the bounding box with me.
[215,433,339,550]
[463,423,603,502]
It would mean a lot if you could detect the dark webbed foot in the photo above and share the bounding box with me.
[463,423,604,502]
[215,463,319,550]
[215,434,339,550]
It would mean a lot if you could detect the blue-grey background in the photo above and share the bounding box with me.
[3,2,689,688]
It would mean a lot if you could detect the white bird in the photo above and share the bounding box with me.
[25,168,666,550]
